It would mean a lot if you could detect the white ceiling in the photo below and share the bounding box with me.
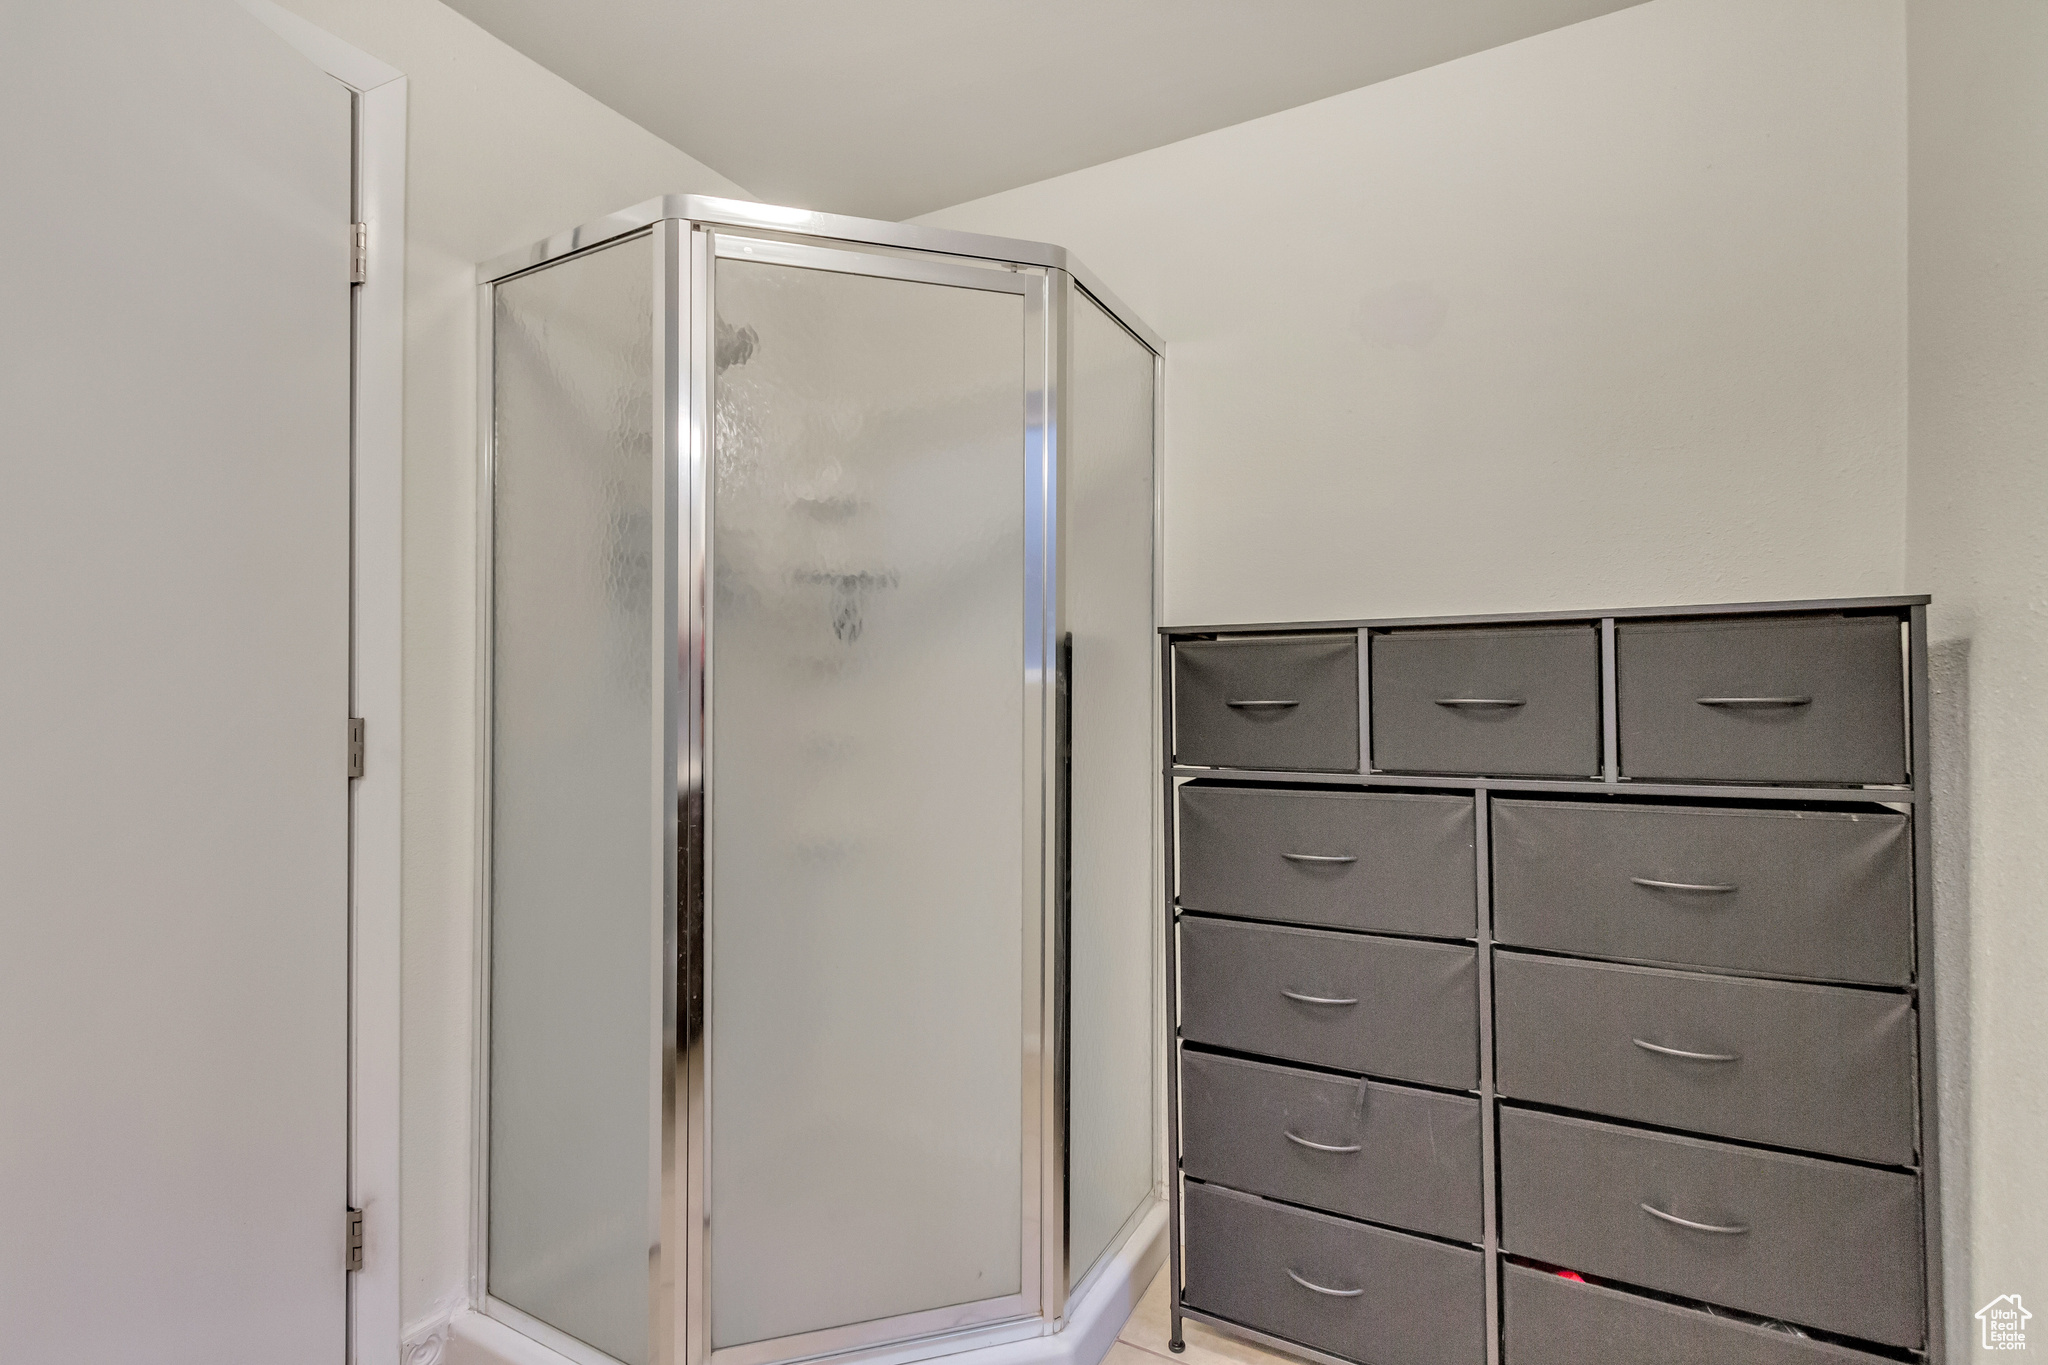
[443,0,1650,221]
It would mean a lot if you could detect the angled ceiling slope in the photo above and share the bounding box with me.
[445,0,1649,221]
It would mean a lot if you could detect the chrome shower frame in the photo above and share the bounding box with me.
[474,196,1165,1365]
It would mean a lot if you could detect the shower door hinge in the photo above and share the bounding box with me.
[350,223,368,284]
[348,718,366,779]
[345,1207,364,1272]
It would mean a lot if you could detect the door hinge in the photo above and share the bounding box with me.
[350,222,368,284]
[348,717,366,779]
[345,1207,365,1272]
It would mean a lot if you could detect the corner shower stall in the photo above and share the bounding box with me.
[476,197,1162,1365]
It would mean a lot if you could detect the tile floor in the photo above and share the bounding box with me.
[1112,1265,1302,1365]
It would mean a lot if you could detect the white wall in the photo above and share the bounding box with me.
[267,0,750,1338]
[920,0,1908,626]
[1906,1,2048,1350]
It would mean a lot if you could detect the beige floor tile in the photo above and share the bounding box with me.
[1102,1341,1174,1365]
[1118,1264,1308,1365]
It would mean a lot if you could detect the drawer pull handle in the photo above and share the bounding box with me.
[1283,853,1359,865]
[1631,876,1737,894]
[1695,695,1813,707]
[1633,1037,1739,1063]
[1281,989,1359,1007]
[1225,698,1299,709]
[1640,1202,1750,1235]
[1286,1268,1365,1298]
[1434,697,1526,708]
[1284,1130,1363,1154]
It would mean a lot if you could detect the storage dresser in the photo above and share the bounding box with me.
[1160,598,1941,1365]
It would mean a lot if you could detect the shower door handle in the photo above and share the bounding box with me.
[1053,631,1073,1168]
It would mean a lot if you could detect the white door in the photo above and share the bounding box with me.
[0,2,353,1361]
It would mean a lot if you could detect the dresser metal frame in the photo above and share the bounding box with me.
[1160,594,1941,1365]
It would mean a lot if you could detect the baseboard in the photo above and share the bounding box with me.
[439,1201,1167,1365]
[445,1307,588,1365]
[401,1294,462,1365]
[1028,1198,1168,1365]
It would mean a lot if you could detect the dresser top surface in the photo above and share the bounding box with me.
[1161,593,1929,638]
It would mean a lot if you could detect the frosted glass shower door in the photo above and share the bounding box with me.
[705,243,1037,1352]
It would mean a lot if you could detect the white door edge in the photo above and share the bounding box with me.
[241,7,407,1363]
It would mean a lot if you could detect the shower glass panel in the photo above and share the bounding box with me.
[478,198,1162,1365]
[487,233,658,1365]
[707,254,1027,1348]
[1062,292,1158,1291]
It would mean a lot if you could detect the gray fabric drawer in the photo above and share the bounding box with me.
[1175,635,1359,772]
[1491,799,1913,985]
[1178,785,1475,938]
[1498,1108,1925,1349]
[1180,1049,1483,1243]
[1371,625,1600,778]
[1493,953,1917,1165]
[1183,1180,1485,1365]
[1503,1263,1897,1365]
[1615,616,1907,785]
[1179,916,1478,1090]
